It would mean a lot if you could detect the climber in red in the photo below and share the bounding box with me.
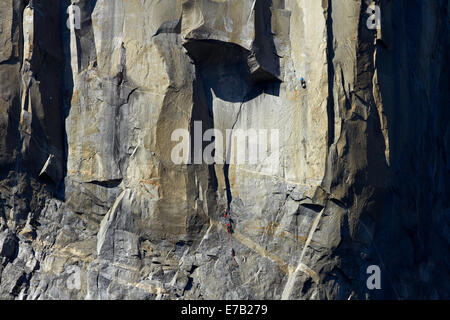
[223,210,233,233]
[223,209,236,265]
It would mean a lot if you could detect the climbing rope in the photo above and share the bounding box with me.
[223,210,236,265]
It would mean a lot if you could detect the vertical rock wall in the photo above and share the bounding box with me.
[0,0,448,299]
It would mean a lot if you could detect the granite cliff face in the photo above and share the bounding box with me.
[0,0,449,299]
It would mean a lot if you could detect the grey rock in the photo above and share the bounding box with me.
[0,0,448,300]
[0,230,18,263]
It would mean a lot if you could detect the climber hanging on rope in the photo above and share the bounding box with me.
[226,222,232,234]
[227,223,236,265]
[300,77,307,89]
[222,209,236,265]
[223,209,233,233]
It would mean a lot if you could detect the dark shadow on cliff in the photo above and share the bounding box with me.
[370,0,450,299]
[325,0,335,149]
[319,0,395,299]
[185,40,280,209]
[183,0,282,208]
[58,0,97,200]
[251,0,281,83]
[184,40,280,105]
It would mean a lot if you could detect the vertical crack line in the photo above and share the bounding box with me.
[195,221,214,253]
[299,208,323,263]
[281,208,324,300]
[223,90,249,208]
[248,0,257,24]
[325,0,335,149]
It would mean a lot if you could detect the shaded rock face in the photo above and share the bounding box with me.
[0,0,448,300]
